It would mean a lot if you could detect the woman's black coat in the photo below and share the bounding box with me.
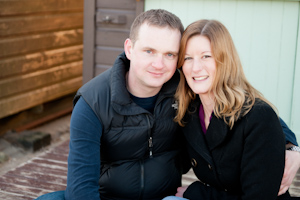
[182,99,286,200]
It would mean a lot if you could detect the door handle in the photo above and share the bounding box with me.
[102,15,113,23]
[97,14,127,25]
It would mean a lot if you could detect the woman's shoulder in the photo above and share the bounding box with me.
[250,99,276,115]
[243,99,279,125]
[240,99,283,142]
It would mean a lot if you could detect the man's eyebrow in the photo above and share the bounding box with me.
[168,51,178,55]
[142,46,154,50]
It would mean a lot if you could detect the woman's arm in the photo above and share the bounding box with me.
[65,97,102,200]
[240,105,286,200]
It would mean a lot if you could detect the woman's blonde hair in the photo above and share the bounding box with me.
[174,19,276,128]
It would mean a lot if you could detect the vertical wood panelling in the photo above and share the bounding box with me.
[82,0,96,83]
[0,0,84,121]
[277,2,299,123]
[145,0,300,138]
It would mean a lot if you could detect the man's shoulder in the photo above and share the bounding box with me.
[74,68,112,104]
[80,68,112,92]
[86,68,112,86]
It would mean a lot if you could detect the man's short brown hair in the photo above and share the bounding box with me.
[129,9,184,45]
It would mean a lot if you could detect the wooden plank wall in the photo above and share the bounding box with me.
[0,0,84,121]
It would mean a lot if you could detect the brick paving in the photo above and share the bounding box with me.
[0,139,69,199]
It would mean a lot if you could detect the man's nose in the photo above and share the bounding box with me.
[152,55,164,69]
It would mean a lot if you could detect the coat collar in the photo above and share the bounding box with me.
[206,114,229,150]
[183,99,229,162]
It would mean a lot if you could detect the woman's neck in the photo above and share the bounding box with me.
[199,94,215,129]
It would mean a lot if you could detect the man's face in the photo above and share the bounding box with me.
[125,23,181,97]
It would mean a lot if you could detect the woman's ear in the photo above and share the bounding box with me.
[124,38,133,60]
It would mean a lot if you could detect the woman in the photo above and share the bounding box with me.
[166,19,289,199]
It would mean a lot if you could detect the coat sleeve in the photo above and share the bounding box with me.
[240,104,286,200]
[65,97,102,200]
[178,128,192,174]
[184,181,240,200]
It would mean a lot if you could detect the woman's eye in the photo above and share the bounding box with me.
[146,50,152,54]
[184,57,192,61]
[202,55,211,59]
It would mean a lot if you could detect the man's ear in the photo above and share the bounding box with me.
[124,38,133,60]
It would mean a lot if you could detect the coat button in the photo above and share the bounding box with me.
[208,164,212,170]
[191,158,197,167]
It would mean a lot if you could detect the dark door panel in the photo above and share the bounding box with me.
[83,0,144,83]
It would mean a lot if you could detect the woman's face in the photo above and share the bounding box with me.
[182,35,216,97]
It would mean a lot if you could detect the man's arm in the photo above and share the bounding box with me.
[278,117,300,196]
[65,97,102,200]
[280,118,298,146]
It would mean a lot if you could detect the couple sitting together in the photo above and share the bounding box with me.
[36,9,300,200]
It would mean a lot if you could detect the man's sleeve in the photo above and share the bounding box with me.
[279,117,298,146]
[65,97,102,200]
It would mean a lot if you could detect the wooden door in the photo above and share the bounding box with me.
[83,0,144,83]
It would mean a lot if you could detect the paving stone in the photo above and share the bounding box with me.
[0,152,8,164]
[4,131,51,152]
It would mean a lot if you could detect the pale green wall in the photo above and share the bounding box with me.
[145,0,300,139]
[291,8,300,139]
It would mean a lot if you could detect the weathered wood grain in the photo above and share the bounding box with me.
[0,77,82,118]
[0,61,82,98]
[0,93,74,135]
[0,29,83,58]
[0,0,83,15]
[0,0,84,134]
[0,13,83,37]
[0,45,83,78]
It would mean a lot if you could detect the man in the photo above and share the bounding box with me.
[66,9,187,200]
[36,9,300,200]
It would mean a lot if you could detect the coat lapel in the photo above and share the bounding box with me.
[205,114,229,151]
[183,108,213,165]
[183,100,229,164]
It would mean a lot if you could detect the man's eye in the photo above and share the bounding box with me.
[167,53,174,57]
[146,50,152,54]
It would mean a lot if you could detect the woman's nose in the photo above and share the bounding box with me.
[193,59,204,72]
